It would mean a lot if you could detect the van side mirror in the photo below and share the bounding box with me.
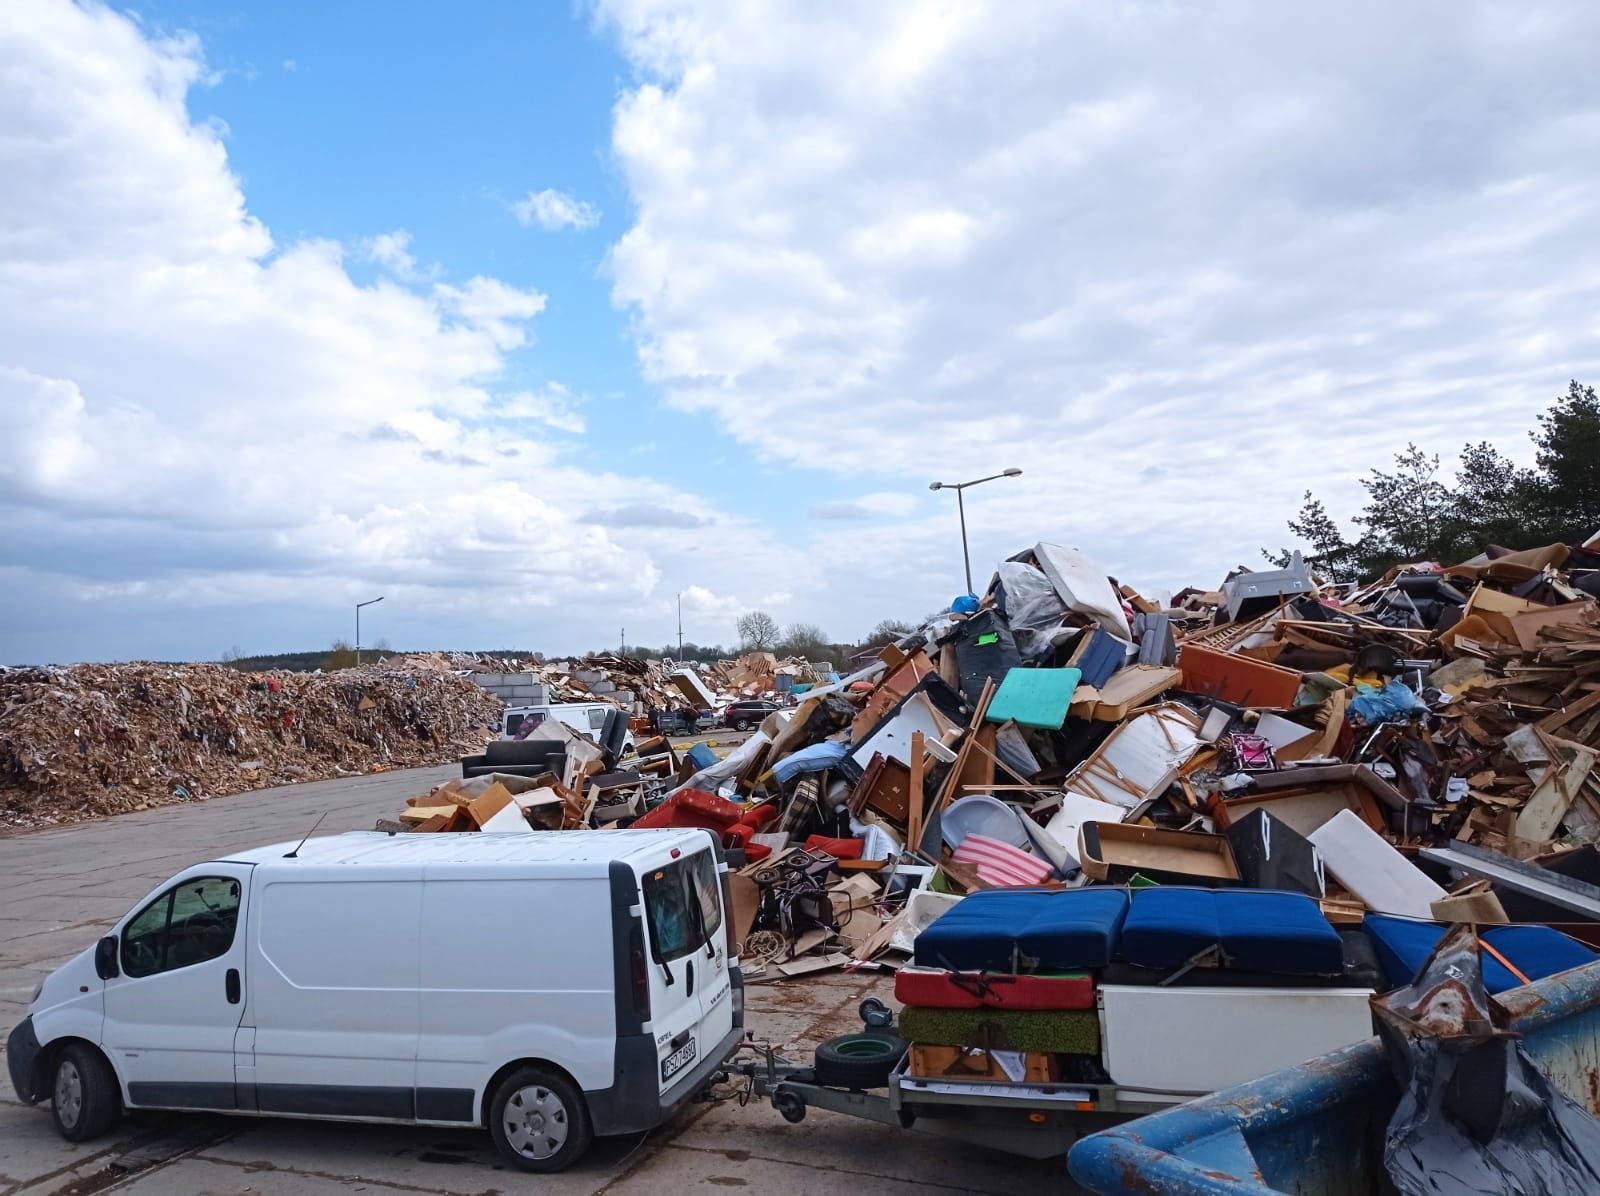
[94,936,120,980]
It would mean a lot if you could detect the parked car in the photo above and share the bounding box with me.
[655,708,701,735]
[6,829,742,1173]
[723,699,780,731]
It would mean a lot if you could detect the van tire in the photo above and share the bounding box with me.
[51,1044,119,1142]
[813,1032,906,1090]
[488,1066,592,1173]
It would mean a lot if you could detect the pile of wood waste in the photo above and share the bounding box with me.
[0,657,502,827]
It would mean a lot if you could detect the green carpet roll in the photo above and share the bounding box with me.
[898,1006,1101,1055]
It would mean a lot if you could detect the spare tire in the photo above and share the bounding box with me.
[814,1032,906,1090]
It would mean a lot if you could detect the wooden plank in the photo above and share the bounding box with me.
[906,731,927,855]
[1539,688,1600,735]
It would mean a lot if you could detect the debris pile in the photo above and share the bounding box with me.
[0,658,502,826]
[454,650,835,714]
[392,532,1600,1001]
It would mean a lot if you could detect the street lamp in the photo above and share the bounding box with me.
[928,469,1023,595]
[355,596,384,666]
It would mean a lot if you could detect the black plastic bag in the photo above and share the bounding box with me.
[1374,923,1600,1195]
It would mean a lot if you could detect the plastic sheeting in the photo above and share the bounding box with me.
[668,730,771,798]
[1375,923,1600,1196]
[996,561,1068,660]
[1350,677,1427,726]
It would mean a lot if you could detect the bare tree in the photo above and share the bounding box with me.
[778,622,832,659]
[737,610,778,651]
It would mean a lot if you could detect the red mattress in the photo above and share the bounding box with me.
[894,966,1094,1011]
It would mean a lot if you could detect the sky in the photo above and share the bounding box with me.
[3,1,1600,665]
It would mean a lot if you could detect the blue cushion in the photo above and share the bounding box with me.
[1364,914,1599,994]
[1119,888,1344,975]
[914,888,1129,971]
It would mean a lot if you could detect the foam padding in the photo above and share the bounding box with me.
[898,1006,1101,1055]
[1118,887,1344,975]
[893,967,1094,1010]
[1364,914,1599,994]
[913,887,1128,972]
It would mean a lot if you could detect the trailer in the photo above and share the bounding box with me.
[733,996,1305,1161]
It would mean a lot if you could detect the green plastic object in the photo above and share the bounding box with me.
[985,667,1082,729]
[1127,873,1162,889]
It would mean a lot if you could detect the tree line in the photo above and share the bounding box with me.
[1267,380,1600,580]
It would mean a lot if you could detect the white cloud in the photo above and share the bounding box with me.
[598,0,1600,595]
[511,187,602,231]
[808,492,917,521]
[281,58,298,72]
[0,0,803,662]
[496,383,587,434]
[362,229,418,278]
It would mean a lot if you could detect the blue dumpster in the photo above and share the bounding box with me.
[1068,960,1600,1195]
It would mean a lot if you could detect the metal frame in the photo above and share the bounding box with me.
[738,1044,1168,1161]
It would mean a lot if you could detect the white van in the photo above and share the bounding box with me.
[503,701,635,752]
[6,828,742,1172]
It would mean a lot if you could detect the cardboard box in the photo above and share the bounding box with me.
[908,1043,1060,1084]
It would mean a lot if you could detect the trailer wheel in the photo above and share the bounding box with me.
[814,1033,906,1090]
[774,1088,807,1123]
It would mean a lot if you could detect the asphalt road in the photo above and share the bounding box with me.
[0,765,1073,1195]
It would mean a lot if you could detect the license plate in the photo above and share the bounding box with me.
[661,1037,697,1082]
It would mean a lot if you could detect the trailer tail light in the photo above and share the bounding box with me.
[629,921,652,1022]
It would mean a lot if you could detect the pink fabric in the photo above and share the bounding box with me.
[952,833,1052,887]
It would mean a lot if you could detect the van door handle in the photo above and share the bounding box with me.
[686,959,695,998]
[225,968,241,1004]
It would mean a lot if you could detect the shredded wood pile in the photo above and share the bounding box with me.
[0,658,501,827]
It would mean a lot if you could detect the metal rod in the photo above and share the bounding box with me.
[956,486,972,594]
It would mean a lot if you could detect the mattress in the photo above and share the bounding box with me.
[897,1006,1101,1055]
[894,966,1094,1010]
[912,887,1129,972]
[1117,887,1344,976]
[1364,914,1599,994]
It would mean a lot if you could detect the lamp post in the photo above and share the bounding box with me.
[355,596,384,666]
[928,469,1023,595]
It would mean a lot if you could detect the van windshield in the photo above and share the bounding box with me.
[643,851,723,964]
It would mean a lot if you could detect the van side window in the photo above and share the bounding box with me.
[587,707,607,730]
[121,877,241,978]
[505,713,525,736]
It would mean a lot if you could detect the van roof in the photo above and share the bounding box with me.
[222,828,716,874]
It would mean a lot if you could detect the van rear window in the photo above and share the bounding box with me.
[643,851,724,964]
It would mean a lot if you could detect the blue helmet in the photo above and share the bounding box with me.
[951,593,980,614]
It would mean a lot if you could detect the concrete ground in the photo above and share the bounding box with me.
[0,766,1076,1194]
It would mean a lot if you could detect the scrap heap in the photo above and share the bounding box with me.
[0,657,502,827]
[395,534,1600,987]
[455,650,833,714]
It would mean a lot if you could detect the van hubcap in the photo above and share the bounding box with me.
[504,1086,568,1159]
[55,1061,83,1128]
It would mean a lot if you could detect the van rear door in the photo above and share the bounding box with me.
[638,839,732,1093]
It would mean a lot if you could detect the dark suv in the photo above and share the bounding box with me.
[723,699,780,731]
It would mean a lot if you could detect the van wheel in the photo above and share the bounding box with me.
[51,1045,119,1142]
[488,1067,592,1173]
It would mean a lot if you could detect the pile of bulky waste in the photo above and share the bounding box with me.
[0,657,502,827]
[453,649,836,713]
[393,531,1600,1018]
